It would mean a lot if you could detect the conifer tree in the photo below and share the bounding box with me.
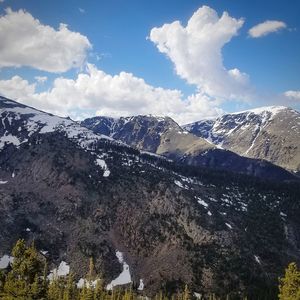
[182,284,189,300]
[3,239,44,299]
[94,278,103,300]
[279,262,300,300]
[30,273,44,299]
[63,273,77,300]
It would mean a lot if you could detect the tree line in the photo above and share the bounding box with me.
[0,240,299,299]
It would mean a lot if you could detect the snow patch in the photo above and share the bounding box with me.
[0,255,14,269]
[196,197,208,208]
[174,180,184,188]
[106,251,132,290]
[231,106,286,116]
[77,278,85,288]
[0,134,21,148]
[48,261,70,280]
[95,158,110,177]
[77,278,100,288]
[225,223,232,229]
[254,255,261,264]
[138,279,144,291]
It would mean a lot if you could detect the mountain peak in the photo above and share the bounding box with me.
[230,105,290,116]
[0,96,113,152]
[183,105,300,172]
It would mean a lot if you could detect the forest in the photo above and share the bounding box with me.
[0,240,299,300]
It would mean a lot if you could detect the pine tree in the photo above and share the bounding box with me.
[94,278,104,300]
[279,262,300,300]
[63,273,77,300]
[3,239,45,299]
[30,273,44,299]
[88,257,95,282]
[182,284,189,300]
[42,260,49,297]
[48,275,64,300]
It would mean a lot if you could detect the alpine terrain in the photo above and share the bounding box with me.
[82,114,295,181]
[0,96,300,299]
[183,106,300,175]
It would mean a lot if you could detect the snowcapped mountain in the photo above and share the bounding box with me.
[0,96,114,152]
[82,114,214,155]
[82,114,296,181]
[183,106,300,173]
[0,97,300,297]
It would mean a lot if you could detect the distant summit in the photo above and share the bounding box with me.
[183,106,300,173]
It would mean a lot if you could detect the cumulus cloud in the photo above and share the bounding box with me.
[149,5,251,100]
[248,20,287,38]
[284,90,300,101]
[0,65,223,124]
[0,8,91,73]
[0,76,36,100]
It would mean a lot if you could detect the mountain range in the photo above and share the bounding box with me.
[0,96,299,298]
[183,106,300,175]
[82,109,299,181]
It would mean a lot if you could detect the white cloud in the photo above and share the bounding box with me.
[79,8,85,14]
[248,20,287,38]
[0,76,36,100]
[149,6,251,100]
[0,8,91,73]
[0,65,222,124]
[284,90,300,101]
[35,76,48,83]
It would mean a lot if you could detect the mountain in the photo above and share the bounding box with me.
[82,115,296,181]
[1,96,300,298]
[0,96,116,151]
[183,106,300,174]
[82,115,214,157]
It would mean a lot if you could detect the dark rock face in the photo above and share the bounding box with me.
[183,106,300,173]
[1,97,300,297]
[82,115,186,153]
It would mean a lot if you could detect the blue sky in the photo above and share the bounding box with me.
[0,0,299,123]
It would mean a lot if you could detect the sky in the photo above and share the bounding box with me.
[0,0,299,124]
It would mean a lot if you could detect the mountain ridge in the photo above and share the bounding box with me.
[82,112,296,181]
[182,106,300,173]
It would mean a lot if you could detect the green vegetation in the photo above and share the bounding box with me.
[279,262,300,300]
[0,240,192,300]
[0,240,299,300]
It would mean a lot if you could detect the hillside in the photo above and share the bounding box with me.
[0,97,299,298]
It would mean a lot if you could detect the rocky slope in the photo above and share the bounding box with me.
[0,97,300,298]
[82,115,214,157]
[183,106,300,174]
[82,115,295,181]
